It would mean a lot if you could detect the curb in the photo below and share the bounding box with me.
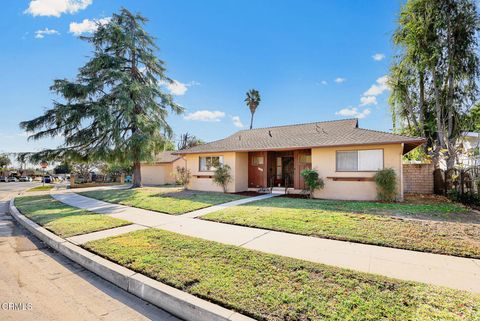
[9,198,255,321]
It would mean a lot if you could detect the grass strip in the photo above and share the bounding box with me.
[203,197,480,258]
[84,228,480,321]
[27,185,55,192]
[15,195,131,238]
[79,187,245,215]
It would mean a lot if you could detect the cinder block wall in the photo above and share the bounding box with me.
[403,163,434,194]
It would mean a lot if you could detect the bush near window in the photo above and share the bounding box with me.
[374,168,397,201]
[175,166,191,189]
[300,169,325,199]
[213,164,233,193]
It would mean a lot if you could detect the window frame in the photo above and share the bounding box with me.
[251,156,264,166]
[198,156,224,172]
[335,149,384,172]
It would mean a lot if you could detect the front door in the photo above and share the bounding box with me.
[248,152,267,188]
[282,157,294,187]
[294,149,312,190]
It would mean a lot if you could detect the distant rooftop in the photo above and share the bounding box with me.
[142,151,181,164]
[175,118,425,155]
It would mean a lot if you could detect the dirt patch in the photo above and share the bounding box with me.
[280,193,309,199]
[404,193,454,205]
[232,191,264,197]
[160,189,220,198]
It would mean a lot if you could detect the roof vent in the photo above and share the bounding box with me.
[268,130,272,137]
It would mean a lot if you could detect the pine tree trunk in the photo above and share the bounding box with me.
[132,160,142,188]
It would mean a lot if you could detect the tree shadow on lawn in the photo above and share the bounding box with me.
[15,195,88,224]
[241,195,480,224]
[15,195,130,237]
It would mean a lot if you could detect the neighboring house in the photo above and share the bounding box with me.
[174,119,425,201]
[139,151,185,185]
[457,132,480,167]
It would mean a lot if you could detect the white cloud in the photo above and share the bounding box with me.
[372,53,386,61]
[360,96,377,106]
[320,80,327,85]
[69,17,110,36]
[363,75,389,97]
[165,80,188,96]
[189,80,201,86]
[232,116,244,128]
[334,77,346,84]
[25,0,92,17]
[336,107,371,119]
[162,80,199,96]
[377,75,388,86]
[35,28,60,39]
[184,110,225,122]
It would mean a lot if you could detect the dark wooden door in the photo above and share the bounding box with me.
[282,157,294,187]
[294,149,312,190]
[248,152,267,188]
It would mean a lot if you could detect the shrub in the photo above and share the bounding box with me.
[448,189,480,206]
[374,168,397,202]
[175,166,191,189]
[300,169,325,199]
[213,164,233,193]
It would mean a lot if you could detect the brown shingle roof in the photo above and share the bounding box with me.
[175,119,425,155]
[144,151,181,164]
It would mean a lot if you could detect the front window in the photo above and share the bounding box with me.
[199,156,223,171]
[276,157,282,179]
[252,156,264,166]
[299,154,312,164]
[336,149,383,171]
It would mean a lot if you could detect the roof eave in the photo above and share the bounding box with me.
[174,139,427,155]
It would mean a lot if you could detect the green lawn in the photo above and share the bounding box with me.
[27,185,55,192]
[203,197,480,258]
[15,195,131,238]
[79,186,246,215]
[84,228,480,321]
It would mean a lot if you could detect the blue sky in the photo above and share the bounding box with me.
[0,0,403,153]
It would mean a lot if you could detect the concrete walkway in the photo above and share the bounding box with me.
[180,193,277,218]
[50,190,480,293]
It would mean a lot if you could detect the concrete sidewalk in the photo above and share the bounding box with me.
[180,193,277,218]
[51,190,480,293]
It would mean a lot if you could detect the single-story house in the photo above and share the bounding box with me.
[172,119,425,201]
[139,151,185,185]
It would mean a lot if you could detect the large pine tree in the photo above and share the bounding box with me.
[20,9,183,187]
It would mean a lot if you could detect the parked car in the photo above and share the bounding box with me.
[0,176,8,182]
[19,176,33,182]
[42,176,52,183]
[8,177,18,182]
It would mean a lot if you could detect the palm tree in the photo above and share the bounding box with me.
[245,89,261,130]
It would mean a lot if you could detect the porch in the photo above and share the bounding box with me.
[247,149,312,192]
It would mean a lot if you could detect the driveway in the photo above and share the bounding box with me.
[0,183,179,321]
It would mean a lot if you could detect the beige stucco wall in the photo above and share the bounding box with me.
[234,152,249,191]
[182,152,248,192]
[311,143,404,201]
[140,164,175,185]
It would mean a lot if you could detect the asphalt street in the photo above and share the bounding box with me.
[0,182,180,321]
